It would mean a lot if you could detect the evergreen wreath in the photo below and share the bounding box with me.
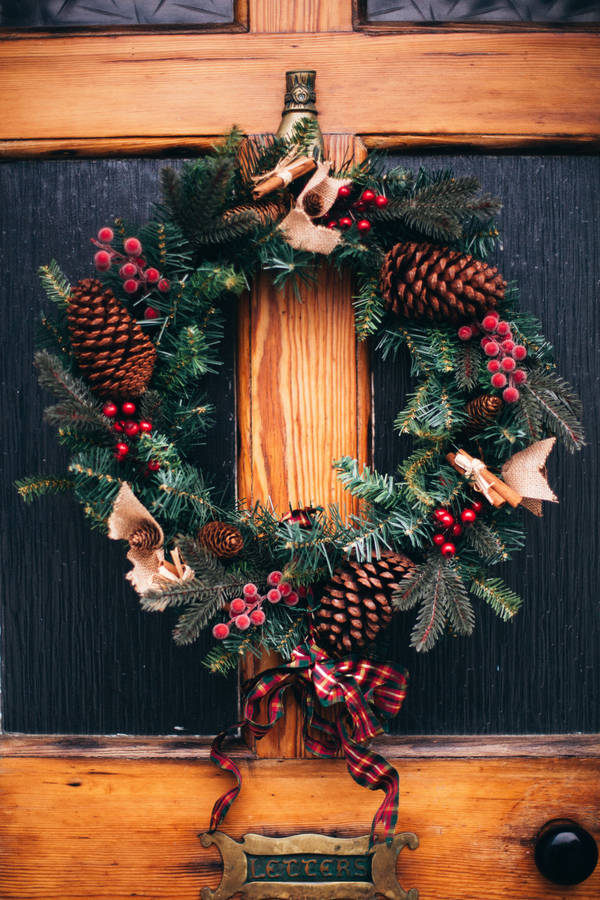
[18,119,584,679]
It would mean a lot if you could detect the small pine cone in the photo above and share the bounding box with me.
[380,242,506,324]
[222,199,289,227]
[198,521,244,559]
[67,278,156,399]
[128,522,163,551]
[466,393,503,432]
[302,189,325,218]
[314,550,415,657]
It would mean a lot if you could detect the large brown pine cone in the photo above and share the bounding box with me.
[67,278,156,399]
[198,521,244,559]
[380,242,506,324]
[465,393,503,432]
[128,522,163,552]
[314,550,415,657]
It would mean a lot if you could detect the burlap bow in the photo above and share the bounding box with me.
[279,162,351,255]
[501,437,558,516]
[108,482,193,593]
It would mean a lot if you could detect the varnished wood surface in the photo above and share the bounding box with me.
[0,31,598,154]
[2,733,599,758]
[0,754,599,898]
[249,0,353,32]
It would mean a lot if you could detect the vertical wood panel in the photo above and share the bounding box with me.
[373,154,600,734]
[248,0,353,32]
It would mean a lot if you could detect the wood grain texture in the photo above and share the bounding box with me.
[374,154,600,736]
[249,0,353,32]
[0,32,598,150]
[0,754,599,898]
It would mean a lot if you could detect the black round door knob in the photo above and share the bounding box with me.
[535,819,598,886]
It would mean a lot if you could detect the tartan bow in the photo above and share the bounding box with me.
[209,641,409,846]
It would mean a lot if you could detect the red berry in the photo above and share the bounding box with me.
[121,401,136,416]
[297,586,308,598]
[338,217,352,229]
[243,583,258,598]
[496,320,511,336]
[112,421,124,433]
[284,591,299,607]
[440,542,456,557]
[124,236,142,256]
[484,341,500,357]
[278,582,292,597]
[487,359,501,373]
[115,441,129,456]
[353,201,366,212]
[327,220,338,229]
[212,623,230,640]
[124,421,139,438]
[375,194,388,208]
[433,533,445,546]
[434,507,449,521]
[440,512,454,527]
[138,420,152,434]
[267,571,283,587]
[513,344,527,361]
[144,306,159,320]
[501,339,515,353]
[94,250,111,271]
[460,508,477,525]
[120,262,137,279]
[145,267,160,283]
[458,325,473,341]
[123,278,139,294]
[147,459,161,472]
[480,335,492,348]
[338,184,352,199]
[250,608,266,625]
[491,372,507,388]
[361,189,376,204]
[97,226,114,243]
[102,401,118,417]
[234,614,251,631]
[482,314,499,332]
[501,356,516,372]
[267,588,282,604]
[158,278,170,292]
[512,368,528,385]
[451,523,463,538]
[470,500,483,513]
[229,597,246,616]
[356,219,371,233]
[503,386,520,403]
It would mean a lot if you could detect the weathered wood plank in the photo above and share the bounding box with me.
[0,32,598,150]
[1,755,598,898]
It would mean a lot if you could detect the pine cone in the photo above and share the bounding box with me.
[198,521,244,559]
[466,393,503,432]
[380,242,506,324]
[67,278,156,400]
[302,189,325,218]
[222,199,288,227]
[314,550,415,657]
[128,522,163,551]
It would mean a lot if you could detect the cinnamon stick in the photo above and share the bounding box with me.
[446,450,522,509]
[252,156,317,200]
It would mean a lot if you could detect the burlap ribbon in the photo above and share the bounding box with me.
[209,640,408,847]
[108,482,193,593]
[279,162,351,255]
[501,437,558,516]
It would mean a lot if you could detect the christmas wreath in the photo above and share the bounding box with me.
[18,120,584,842]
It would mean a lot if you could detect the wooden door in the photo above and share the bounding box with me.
[1,3,599,898]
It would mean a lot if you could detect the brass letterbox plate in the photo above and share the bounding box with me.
[200,830,419,899]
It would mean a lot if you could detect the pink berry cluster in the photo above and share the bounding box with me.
[431,500,483,557]
[325,185,388,234]
[212,571,304,641]
[458,311,528,404]
[102,399,159,472]
[92,227,170,300]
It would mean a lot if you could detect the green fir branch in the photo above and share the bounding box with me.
[15,474,75,503]
[470,574,522,621]
[39,260,71,308]
[521,369,584,452]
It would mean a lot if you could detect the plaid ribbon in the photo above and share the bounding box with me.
[209,641,408,846]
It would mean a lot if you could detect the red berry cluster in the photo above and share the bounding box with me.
[102,400,159,472]
[431,500,483,557]
[325,185,388,234]
[458,311,527,404]
[92,227,170,303]
[212,571,305,640]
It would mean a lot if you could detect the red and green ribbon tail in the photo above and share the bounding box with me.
[209,641,409,846]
